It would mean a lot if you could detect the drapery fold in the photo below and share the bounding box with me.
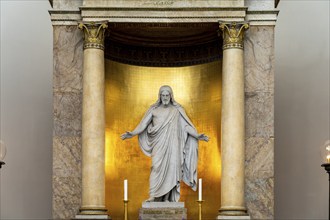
[138,105,198,201]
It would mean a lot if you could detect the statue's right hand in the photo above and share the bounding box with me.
[120,131,133,140]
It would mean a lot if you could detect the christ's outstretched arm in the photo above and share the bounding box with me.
[185,125,209,142]
[121,111,153,140]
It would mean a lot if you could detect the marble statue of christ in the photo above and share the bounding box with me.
[121,85,208,202]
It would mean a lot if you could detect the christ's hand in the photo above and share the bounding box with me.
[121,131,134,140]
[198,134,209,142]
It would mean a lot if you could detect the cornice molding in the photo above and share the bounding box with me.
[82,16,246,19]
[246,10,279,15]
[49,7,278,26]
[49,10,81,25]
[80,6,246,23]
[49,10,81,14]
[246,10,279,26]
[79,6,248,11]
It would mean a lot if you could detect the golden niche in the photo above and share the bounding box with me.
[105,60,222,219]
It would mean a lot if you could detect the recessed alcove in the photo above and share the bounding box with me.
[103,23,223,219]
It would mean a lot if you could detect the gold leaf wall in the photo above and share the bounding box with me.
[105,60,222,219]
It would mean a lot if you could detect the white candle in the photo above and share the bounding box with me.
[198,178,202,201]
[124,179,128,200]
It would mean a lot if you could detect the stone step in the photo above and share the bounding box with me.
[139,202,187,220]
[139,205,187,220]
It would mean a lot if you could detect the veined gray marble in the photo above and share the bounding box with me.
[53,92,82,137]
[53,176,82,219]
[245,91,274,138]
[243,26,274,219]
[245,137,274,179]
[54,26,83,93]
[245,178,274,219]
[53,25,83,220]
[53,136,81,177]
[244,26,275,93]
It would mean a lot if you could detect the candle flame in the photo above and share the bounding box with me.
[326,145,330,151]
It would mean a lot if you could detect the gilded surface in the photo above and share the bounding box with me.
[219,22,249,50]
[78,21,108,50]
[105,60,222,219]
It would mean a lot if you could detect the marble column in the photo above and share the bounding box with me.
[218,22,250,219]
[77,21,109,218]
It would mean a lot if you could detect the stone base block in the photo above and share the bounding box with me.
[139,203,187,220]
[217,215,251,220]
[142,202,185,208]
[74,214,111,219]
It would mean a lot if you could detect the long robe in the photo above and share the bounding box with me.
[137,104,198,201]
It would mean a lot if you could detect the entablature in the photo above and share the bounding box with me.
[49,0,279,26]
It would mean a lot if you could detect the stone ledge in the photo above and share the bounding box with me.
[139,207,187,220]
[217,215,251,220]
[142,202,185,208]
[74,214,111,219]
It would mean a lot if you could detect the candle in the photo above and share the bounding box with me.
[124,179,128,201]
[327,154,330,163]
[198,178,202,201]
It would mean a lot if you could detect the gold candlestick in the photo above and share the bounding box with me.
[123,200,129,220]
[196,200,204,220]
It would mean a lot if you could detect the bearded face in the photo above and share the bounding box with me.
[160,90,171,106]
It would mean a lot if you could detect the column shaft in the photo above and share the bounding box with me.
[81,48,106,212]
[220,48,246,214]
[218,22,249,218]
[78,21,108,216]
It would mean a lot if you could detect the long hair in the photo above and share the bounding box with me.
[152,85,180,107]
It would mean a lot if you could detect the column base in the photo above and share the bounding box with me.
[76,207,110,219]
[218,206,249,219]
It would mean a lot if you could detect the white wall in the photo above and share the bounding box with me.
[0,0,329,219]
[0,1,53,219]
[275,1,330,219]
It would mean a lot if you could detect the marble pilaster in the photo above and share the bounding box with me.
[244,26,275,219]
[52,26,84,219]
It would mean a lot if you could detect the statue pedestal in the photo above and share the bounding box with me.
[139,202,187,220]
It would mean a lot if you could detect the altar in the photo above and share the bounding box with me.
[50,0,278,219]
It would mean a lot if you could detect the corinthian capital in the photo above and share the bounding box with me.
[78,21,108,50]
[219,22,249,50]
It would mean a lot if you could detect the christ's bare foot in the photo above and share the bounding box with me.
[145,197,155,202]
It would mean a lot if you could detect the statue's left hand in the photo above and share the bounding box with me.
[121,131,133,140]
[198,134,209,142]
